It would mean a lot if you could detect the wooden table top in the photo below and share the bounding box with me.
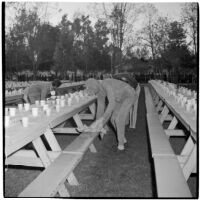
[5,96,96,156]
[149,80,196,139]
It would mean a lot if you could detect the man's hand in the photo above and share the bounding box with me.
[90,117,104,131]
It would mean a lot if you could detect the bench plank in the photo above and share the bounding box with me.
[19,153,82,197]
[63,132,99,154]
[144,87,157,114]
[154,156,192,197]
[147,114,174,157]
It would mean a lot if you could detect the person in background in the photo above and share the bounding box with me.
[85,78,137,151]
[23,79,62,104]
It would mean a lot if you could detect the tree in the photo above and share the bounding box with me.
[181,3,198,55]
[91,3,141,68]
[53,15,74,78]
[139,4,159,60]
[161,21,188,75]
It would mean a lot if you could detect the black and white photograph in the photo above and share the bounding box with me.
[3,1,198,198]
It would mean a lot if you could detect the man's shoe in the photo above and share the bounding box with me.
[118,144,125,150]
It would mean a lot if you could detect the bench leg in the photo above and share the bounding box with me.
[168,116,178,129]
[153,94,159,105]
[67,172,79,186]
[154,95,159,106]
[44,128,62,151]
[32,137,52,168]
[58,183,70,197]
[181,136,194,156]
[156,100,163,112]
[89,103,96,118]
[182,144,196,180]
[159,105,169,124]
[89,143,97,153]
[73,114,84,129]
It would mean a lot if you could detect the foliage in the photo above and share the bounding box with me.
[5,2,198,78]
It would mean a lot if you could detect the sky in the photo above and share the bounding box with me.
[47,2,183,26]
[5,2,185,30]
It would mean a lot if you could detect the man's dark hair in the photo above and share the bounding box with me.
[52,79,62,88]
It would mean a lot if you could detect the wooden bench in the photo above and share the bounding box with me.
[63,131,99,154]
[19,127,100,197]
[144,87,157,114]
[144,86,192,197]
[154,156,192,197]
[146,113,174,157]
[19,153,82,197]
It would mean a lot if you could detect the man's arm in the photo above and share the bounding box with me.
[23,87,29,103]
[101,84,115,125]
[96,94,105,120]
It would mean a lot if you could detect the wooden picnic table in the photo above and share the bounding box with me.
[149,80,197,181]
[5,95,96,168]
[5,81,85,105]
[149,80,196,139]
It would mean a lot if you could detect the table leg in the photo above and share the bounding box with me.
[44,127,62,151]
[32,137,52,168]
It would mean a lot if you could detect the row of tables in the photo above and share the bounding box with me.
[5,81,85,105]
[5,92,96,169]
[149,80,196,139]
[149,80,197,181]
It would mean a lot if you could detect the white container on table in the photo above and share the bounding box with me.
[56,99,60,105]
[18,104,23,111]
[68,98,72,106]
[60,100,65,107]
[5,108,9,116]
[56,105,60,112]
[35,100,40,106]
[24,103,30,111]
[9,107,16,116]
[46,108,51,116]
[40,100,45,106]
[32,107,38,117]
[43,104,49,111]
[22,117,29,127]
[5,116,10,127]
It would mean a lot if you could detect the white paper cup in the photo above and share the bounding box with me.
[68,98,72,106]
[50,90,55,96]
[75,96,79,102]
[193,103,197,112]
[5,108,9,116]
[32,107,38,117]
[56,105,60,112]
[18,104,23,111]
[9,108,16,116]
[46,108,51,116]
[35,100,40,106]
[56,99,60,105]
[40,100,45,106]
[60,100,65,107]
[186,102,191,112]
[65,94,69,98]
[61,95,65,100]
[5,116,10,127]
[24,103,30,111]
[43,104,49,111]
[22,117,29,127]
